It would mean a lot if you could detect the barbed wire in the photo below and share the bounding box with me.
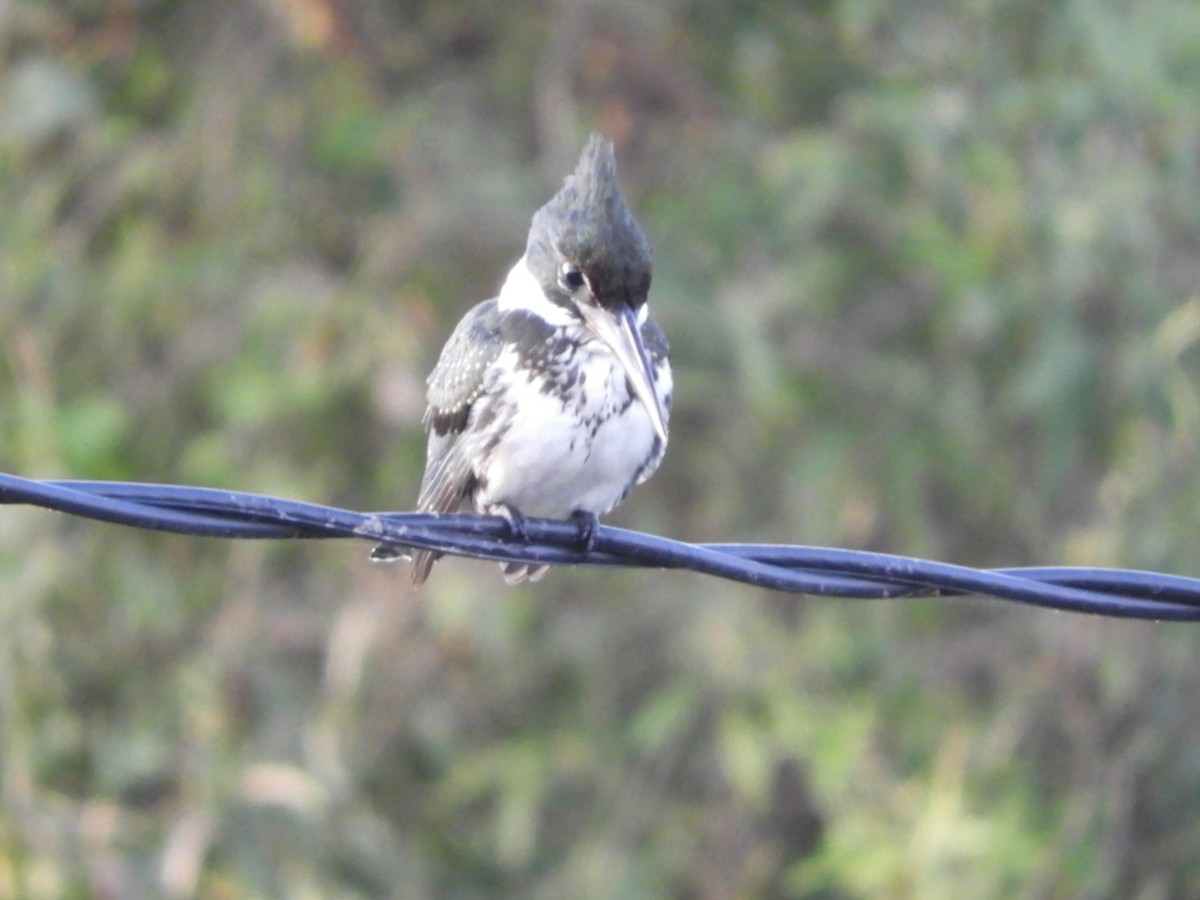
[1,472,1198,621]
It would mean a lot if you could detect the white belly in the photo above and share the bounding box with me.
[469,346,669,518]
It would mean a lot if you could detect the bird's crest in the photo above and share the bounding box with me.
[527,133,653,311]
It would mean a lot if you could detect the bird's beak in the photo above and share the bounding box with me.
[578,302,669,444]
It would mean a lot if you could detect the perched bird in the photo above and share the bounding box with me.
[373,132,672,585]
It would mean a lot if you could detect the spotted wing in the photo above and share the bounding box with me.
[641,317,670,372]
[642,316,672,414]
[416,298,505,514]
[395,299,504,583]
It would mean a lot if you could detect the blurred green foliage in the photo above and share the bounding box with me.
[3,0,1200,896]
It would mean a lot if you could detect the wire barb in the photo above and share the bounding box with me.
[1,473,1198,620]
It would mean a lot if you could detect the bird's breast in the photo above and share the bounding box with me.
[468,339,670,518]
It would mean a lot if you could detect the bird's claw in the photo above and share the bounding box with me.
[489,503,530,542]
[571,510,600,554]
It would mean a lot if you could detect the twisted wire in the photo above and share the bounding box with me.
[0,473,1196,620]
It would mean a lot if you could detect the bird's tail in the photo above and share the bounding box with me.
[500,561,550,585]
[410,548,440,585]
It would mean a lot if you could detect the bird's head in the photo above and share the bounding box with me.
[524,133,667,442]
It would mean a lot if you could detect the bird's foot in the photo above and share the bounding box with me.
[570,510,600,554]
[489,504,546,585]
[487,503,530,542]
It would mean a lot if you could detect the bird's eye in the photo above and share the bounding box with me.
[559,263,585,292]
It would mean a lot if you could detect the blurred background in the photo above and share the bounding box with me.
[4,0,1200,896]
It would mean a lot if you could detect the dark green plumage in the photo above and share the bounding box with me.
[525,133,653,315]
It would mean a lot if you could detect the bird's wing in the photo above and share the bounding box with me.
[641,317,670,368]
[416,298,505,514]
[641,316,672,412]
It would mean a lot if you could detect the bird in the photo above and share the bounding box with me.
[372,132,672,585]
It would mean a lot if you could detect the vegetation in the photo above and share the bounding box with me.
[3,0,1200,895]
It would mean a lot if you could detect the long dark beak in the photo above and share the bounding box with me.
[577,302,669,444]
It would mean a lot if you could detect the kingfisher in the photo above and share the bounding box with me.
[372,132,672,585]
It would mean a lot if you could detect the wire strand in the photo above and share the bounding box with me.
[1,473,1197,620]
